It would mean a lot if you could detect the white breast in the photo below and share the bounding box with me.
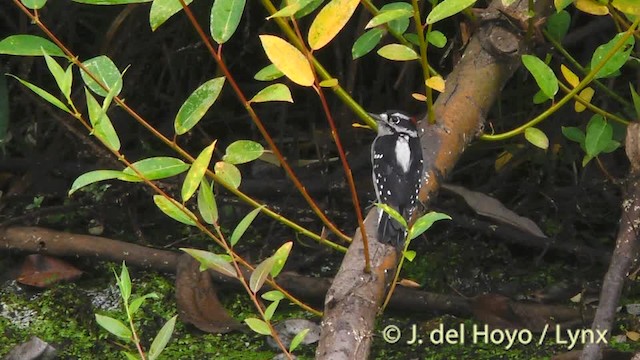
[395,136,411,173]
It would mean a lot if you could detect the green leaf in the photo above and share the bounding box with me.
[532,89,551,104]
[630,83,640,120]
[118,261,131,302]
[21,0,48,9]
[6,74,71,114]
[404,33,420,46]
[270,241,292,278]
[180,248,237,278]
[214,161,241,188]
[611,0,640,15]
[182,141,216,202]
[403,250,416,261]
[0,35,65,57]
[521,55,558,99]
[43,51,72,101]
[85,88,121,150]
[381,2,413,34]
[267,1,303,18]
[602,140,621,153]
[73,0,152,4]
[149,0,194,31]
[585,114,612,157]
[524,127,549,150]
[80,55,123,97]
[210,0,247,43]
[174,77,225,135]
[230,205,265,246]
[590,32,635,79]
[148,315,177,360]
[244,317,271,335]
[122,157,190,181]
[561,126,585,144]
[426,31,447,48]
[426,0,476,24]
[261,290,285,301]
[352,28,385,60]
[408,211,451,240]
[69,170,137,195]
[123,352,139,360]
[374,203,407,229]
[365,8,413,29]
[153,195,197,226]
[223,140,264,164]
[295,0,323,18]
[554,0,572,12]
[197,179,218,225]
[263,300,280,321]
[249,84,293,103]
[95,314,132,340]
[128,293,159,315]
[289,328,310,352]
[254,64,284,81]
[545,10,570,42]
[319,78,338,87]
[377,44,419,61]
[249,256,275,293]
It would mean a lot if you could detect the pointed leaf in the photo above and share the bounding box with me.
[352,28,385,60]
[123,352,138,360]
[153,195,197,226]
[263,299,280,321]
[261,290,285,301]
[249,84,293,103]
[174,77,225,135]
[521,54,558,98]
[403,250,416,261]
[574,87,594,112]
[630,83,640,120]
[308,0,360,50]
[230,205,265,246]
[289,328,310,352]
[244,317,271,335]
[426,0,476,24]
[150,0,194,31]
[223,140,264,164]
[122,157,190,181]
[211,0,246,43]
[408,211,451,240]
[6,74,70,114]
[425,76,445,92]
[214,161,241,188]
[118,262,131,302]
[267,2,301,19]
[562,126,585,144]
[554,0,572,12]
[148,315,177,360]
[197,179,218,225]
[590,32,635,79]
[270,241,292,277]
[69,170,138,195]
[560,64,579,88]
[374,203,407,229]
[43,50,72,101]
[249,256,275,293]
[95,314,132,340]
[254,64,284,81]
[85,88,120,150]
[80,55,123,97]
[524,127,549,150]
[319,78,338,87]
[259,35,314,87]
[377,44,419,61]
[182,141,216,202]
[129,293,159,315]
[381,2,412,34]
[295,0,323,18]
[365,8,413,29]
[180,248,237,278]
[585,114,612,157]
[0,35,65,57]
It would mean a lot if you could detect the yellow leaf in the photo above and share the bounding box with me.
[308,0,360,50]
[319,78,338,87]
[494,150,513,171]
[397,278,421,288]
[259,35,314,87]
[425,76,445,92]
[575,0,609,15]
[412,93,427,101]
[574,87,595,112]
[560,64,579,88]
[627,331,640,341]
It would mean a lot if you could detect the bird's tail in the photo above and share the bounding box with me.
[377,211,406,248]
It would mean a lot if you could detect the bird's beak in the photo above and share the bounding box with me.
[368,112,383,122]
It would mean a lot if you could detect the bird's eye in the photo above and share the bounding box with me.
[391,116,400,125]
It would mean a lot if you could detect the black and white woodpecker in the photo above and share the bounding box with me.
[370,111,423,247]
